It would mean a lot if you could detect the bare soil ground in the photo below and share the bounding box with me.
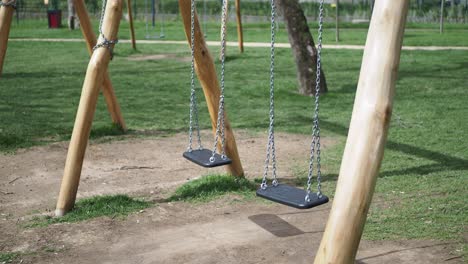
[0,131,462,263]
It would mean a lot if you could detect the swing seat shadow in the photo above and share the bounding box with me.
[248,214,323,238]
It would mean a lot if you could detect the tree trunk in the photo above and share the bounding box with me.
[67,0,78,30]
[275,0,327,95]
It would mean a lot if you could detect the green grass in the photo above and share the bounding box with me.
[9,19,468,46]
[0,252,20,263]
[1,23,467,247]
[25,195,152,227]
[168,174,257,202]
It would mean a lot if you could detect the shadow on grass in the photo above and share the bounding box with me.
[1,71,84,79]
[319,119,468,177]
[335,83,358,94]
[89,123,126,139]
[0,133,32,152]
[398,61,468,81]
[223,54,245,63]
[356,242,457,263]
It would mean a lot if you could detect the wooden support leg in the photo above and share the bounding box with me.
[235,0,244,53]
[0,0,15,76]
[74,0,126,131]
[55,0,123,216]
[313,1,409,263]
[179,0,244,177]
[126,0,136,50]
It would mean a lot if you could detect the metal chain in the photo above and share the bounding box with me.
[187,0,203,152]
[305,0,325,201]
[210,0,228,162]
[92,0,118,60]
[261,0,278,190]
[0,0,16,9]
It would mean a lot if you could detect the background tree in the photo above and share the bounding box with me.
[67,0,78,30]
[275,0,327,95]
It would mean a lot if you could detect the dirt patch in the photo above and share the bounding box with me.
[0,131,462,263]
[127,53,191,62]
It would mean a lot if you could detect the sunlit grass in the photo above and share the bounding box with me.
[25,195,151,227]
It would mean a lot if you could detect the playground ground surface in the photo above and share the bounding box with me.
[0,131,465,264]
[1,20,467,263]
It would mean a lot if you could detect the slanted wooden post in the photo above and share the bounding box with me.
[0,0,15,76]
[126,0,136,50]
[234,0,244,53]
[179,0,244,177]
[74,0,126,130]
[56,0,123,216]
[314,1,409,263]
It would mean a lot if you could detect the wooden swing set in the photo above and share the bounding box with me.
[1,0,410,262]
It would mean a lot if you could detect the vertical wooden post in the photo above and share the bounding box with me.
[234,0,244,53]
[335,0,340,42]
[313,1,409,263]
[126,0,136,50]
[0,0,15,76]
[440,0,445,34]
[55,0,123,216]
[74,0,126,130]
[179,0,244,177]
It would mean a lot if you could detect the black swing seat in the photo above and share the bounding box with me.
[256,184,329,209]
[183,148,232,168]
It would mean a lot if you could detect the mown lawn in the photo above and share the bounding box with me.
[8,19,468,46]
[1,24,467,252]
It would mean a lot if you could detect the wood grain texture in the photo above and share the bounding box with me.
[126,0,136,50]
[235,0,244,53]
[0,0,15,76]
[74,0,126,130]
[56,0,123,216]
[179,0,244,177]
[314,1,409,263]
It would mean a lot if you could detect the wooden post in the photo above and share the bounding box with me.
[179,0,244,177]
[126,0,136,50]
[234,0,244,53]
[335,0,340,43]
[440,0,445,34]
[0,0,15,76]
[74,0,126,130]
[56,0,123,216]
[313,1,409,263]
